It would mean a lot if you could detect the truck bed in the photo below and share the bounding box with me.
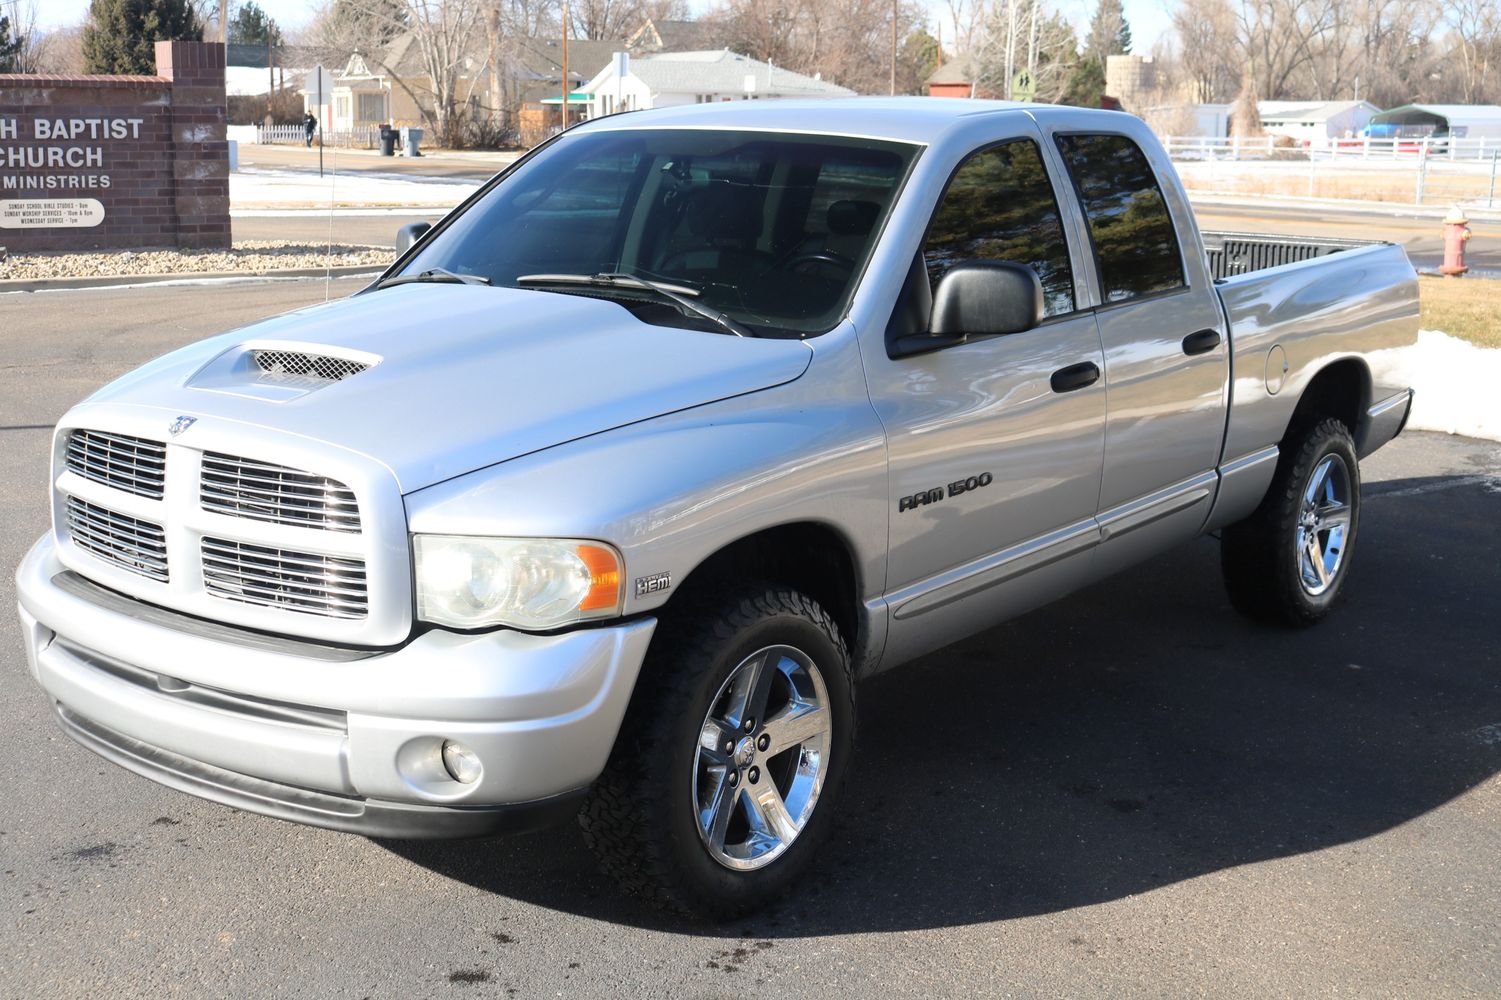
[1201,231,1379,281]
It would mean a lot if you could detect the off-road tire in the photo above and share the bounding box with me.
[579,584,855,920]
[1221,417,1361,626]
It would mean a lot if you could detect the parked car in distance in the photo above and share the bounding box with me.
[17,99,1418,919]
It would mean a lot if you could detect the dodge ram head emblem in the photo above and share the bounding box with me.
[168,415,197,436]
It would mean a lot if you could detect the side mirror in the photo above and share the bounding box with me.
[930,260,1043,338]
[396,221,432,254]
[887,260,1044,358]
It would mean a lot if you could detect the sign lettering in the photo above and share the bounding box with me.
[0,116,147,225]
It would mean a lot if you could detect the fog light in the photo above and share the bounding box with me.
[440,740,482,784]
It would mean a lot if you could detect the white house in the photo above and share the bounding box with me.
[579,50,854,118]
[1257,100,1379,144]
[300,53,392,133]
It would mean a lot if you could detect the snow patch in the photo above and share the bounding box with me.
[1367,329,1501,442]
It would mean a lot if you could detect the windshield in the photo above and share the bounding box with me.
[396,128,919,337]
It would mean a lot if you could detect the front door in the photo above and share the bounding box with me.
[865,130,1108,666]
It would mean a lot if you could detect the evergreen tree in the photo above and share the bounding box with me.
[1063,0,1131,106]
[230,2,282,48]
[1084,0,1131,69]
[83,0,204,75]
[0,15,24,73]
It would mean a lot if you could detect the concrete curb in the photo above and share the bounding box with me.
[0,265,384,294]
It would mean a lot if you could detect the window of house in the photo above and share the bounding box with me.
[923,138,1075,316]
[335,96,350,121]
[1055,133,1185,303]
[358,93,384,122]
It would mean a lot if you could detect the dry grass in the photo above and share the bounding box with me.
[1420,274,1501,349]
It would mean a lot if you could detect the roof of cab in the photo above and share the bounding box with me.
[572,96,1120,145]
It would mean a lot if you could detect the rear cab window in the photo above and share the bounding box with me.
[1055,133,1185,304]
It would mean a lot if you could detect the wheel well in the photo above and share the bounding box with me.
[1286,359,1369,441]
[669,523,861,653]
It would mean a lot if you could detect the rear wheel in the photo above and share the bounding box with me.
[1221,417,1361,626]
[579,585,854,919]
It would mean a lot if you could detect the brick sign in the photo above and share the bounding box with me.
[0,42,230,251]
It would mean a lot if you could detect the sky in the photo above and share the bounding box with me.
[21,0,1175,54]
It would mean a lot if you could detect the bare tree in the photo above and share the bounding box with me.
[1446,0,1501,103]
[1166,0,1451,106]
[312,0,486,140]
[1172,0,1239,103]
[2,0,58,74]
[571,0,686,41]
[967,0,1079,102]
[700,0,931,94]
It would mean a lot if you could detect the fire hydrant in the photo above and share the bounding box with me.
[1441,206,1472,276]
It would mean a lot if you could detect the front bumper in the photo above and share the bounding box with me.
[16,534,656,838]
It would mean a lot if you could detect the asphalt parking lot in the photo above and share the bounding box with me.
[1,279,1498,998]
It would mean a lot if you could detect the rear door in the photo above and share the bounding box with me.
[1042,125,1230,575]
[867,126,1108,666]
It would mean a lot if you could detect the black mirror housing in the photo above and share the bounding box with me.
[396,221,433,254]
[929,261,1043,338]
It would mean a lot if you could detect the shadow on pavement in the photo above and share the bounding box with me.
[381,473,1501,934]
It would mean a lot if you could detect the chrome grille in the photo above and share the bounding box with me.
[201,537,368,619]
[200,452,361,533]
[65,430,166,498]
[65,496,169,582]
[251,350,369,384]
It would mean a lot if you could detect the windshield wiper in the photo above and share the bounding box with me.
[376,267,492,289]
[516,272,751,338]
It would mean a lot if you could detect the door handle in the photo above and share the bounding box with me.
[1050,361,1101,394]
[1182,329,1222,355]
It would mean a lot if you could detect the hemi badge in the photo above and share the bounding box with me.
[634,572,672,598]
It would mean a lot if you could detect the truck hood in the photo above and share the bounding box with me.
[85,283,814,492]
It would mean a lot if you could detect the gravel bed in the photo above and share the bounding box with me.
[0,240,393,280]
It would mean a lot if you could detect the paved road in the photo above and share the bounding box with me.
[1194,202,1501,275]
[1,281,1499,998]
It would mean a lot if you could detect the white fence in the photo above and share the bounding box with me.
[1163,134,1501,163]
[254,124,384,148]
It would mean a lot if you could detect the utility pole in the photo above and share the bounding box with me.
[267,22,275,125]
[220,0,228,44]
[561,0,570,129]
[485,6,502,128]
[890,0,897,96]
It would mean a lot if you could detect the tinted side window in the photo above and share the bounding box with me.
[924,139,1075,317]
[1055,133,1184,303]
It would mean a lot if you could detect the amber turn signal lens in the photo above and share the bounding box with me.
[576,543,623,612]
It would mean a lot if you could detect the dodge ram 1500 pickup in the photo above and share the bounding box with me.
[16,99,1418,918]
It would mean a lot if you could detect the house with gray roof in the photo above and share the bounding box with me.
[579,50,855,118]
[1256,101,1379,143]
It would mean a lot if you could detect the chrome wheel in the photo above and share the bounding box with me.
[691,644,832,871]
[1295,453,1353,597]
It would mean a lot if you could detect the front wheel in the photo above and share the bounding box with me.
[1221,417,1361,626]
[579,585,855,919]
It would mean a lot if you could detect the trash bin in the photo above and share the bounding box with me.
[399,126,424,157]
[378,125,397,157]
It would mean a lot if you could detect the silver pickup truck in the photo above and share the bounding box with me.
[16,100,1417,918]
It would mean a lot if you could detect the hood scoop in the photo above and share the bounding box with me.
[188,342,382,402]
[251,349,371,384]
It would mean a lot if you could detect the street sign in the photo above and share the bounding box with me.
[305,66,336,105]
[1012,69,1036,103]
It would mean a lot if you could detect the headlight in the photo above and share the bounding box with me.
[413,535,624,631]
